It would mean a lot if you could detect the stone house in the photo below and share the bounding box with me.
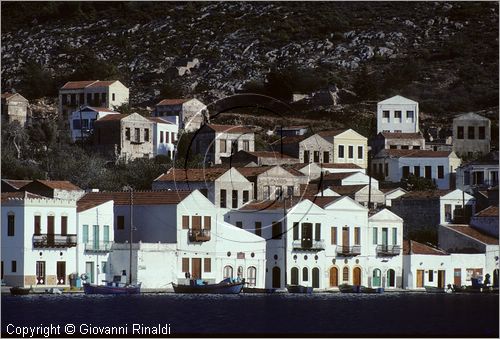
[147,117,178,158]
[20,180,85,201]
[192,124,255,165]
[371,132,426,155]
[154,98,207,132]
[376,95,419,134]
[311,171,379,190]
[452,112,491,158]
[93,113,154,162]
[269,135,306,158]
[223,150,299,167]
[1,92,29,126]
[68,106,119,142]
[58,80,129,117]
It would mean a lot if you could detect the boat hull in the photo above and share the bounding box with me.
[424,286,445,293]
[242,287,277,294]
[286,285,313,294]
[338,284,360,293]
[83,283,141,295]
[172,281,243,294]
[10,287,31,295]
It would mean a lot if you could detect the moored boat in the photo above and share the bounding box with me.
[338,284,361,293]
[172,278,244,294]
[424,285,445,293]
[360,286,384,294]
[83,282,141,295]
[10,286,31,295]
[286,284,313,294]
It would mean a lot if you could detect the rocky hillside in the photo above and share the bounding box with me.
[1,2,498,126]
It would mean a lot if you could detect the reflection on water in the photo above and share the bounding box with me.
[2,292,498,336]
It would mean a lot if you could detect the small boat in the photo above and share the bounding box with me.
[83,282,141,295]
[10,286,31,295]
[172,278,244,294]
[360,286,384,294]
[286,284,313,294]
[338,284,361,293]
[242,287,277,294]
[424,285,445,293]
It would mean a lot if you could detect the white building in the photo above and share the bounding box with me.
[147,117,178,158]
[154,98,207,132]
[69,106,119,142]
[1,192,78,288]
[377,95,419,134]
[452,112,491,158]
[455,152,499,194]
[381,187,407,207]
[372,149,461,190]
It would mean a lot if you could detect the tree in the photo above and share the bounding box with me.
[400,174,437,191]
[18,61,57,99]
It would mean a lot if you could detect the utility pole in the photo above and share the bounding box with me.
[129,188,134,285]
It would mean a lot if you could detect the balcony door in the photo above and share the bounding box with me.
[47,216,55,246]
[454,268,461,286]
[272,266,281,288]
[312,268,320,288]
[381,228,388,251]
[57,261,66,285]
[36,261,46,285]
[86,262,94,284]
[342,227,349,253]
[372,269,381,287]
[191,258,202,279]
[301,223,312,248]
[93,225,99,251]
[438,270,445,288]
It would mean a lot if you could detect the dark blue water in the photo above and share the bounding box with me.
[2,292,498,337]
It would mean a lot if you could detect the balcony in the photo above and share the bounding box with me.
[292,239,325,251]
[84,241,113,253]
[336,245,361,257]
[33,234,77,248]
[376,245,401,256]
[188,229,211,242]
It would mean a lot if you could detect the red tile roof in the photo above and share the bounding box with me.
[1,92,16,99]
[396,190,451,200]
[80,191,192,206]
[202,124,253,134]
[303,195,341,208]
[316,172,359,181]
[317,129,348,138]
[235,166,272,177]
[474,206,499,217]
[96,114,129,122]
[379,149,453,158]
[444,225,498,245]
[61,80,99,90]
[87,80,118,88]
[155,168,229,182]
[1,191,46,203]
[239,197,304,211]
[156,99,190,106]
[147,117,174,124]
[2,179,32,190]
[380,132,424,139]
[319,163,362,169]
[30,180,82,191]
[403,240,449,255]
[77,193,113,212]
[329,185,367,195]
[246,151,296,159]
[86,106,118,113]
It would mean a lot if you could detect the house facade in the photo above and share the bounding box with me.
[372,149,461,190]
[223,150,299,167]
[455,152,499,194]
[376,95,419,134]
[154,98,207,132]
[147,117,178,158]
[452,112,491,158]
[58,80,129,117]
[68,106,119,142]
[20,180,85,201]
[1,92,29,126]
[371,132,425,155]
[93,113,154,161]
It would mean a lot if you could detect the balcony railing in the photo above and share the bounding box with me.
[376,245,401,256]
[33,234,77,248]
[292,239,325,251]
[188,229,211,242]
[84,241,113,253]
[336,245,361,257]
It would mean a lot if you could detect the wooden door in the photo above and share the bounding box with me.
[272,266,281,288]
[454,269,461,286]
[312,268,320,288]
[57,261,66,285]
[353,267,361,286]
[381,228,388,251]
[191,258,202,279]
[416,270,424,288]
[47,216,55,245]
[372,269,381,287]
[438,270,445,288]
[342,227,349,253]
[329,267,338,287]
[192,216,202,232]
[301,223,312,248]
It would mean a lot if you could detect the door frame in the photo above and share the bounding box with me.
[353,266,362,286]
[329,266,338,287]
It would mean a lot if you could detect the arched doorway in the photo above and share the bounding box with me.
[353,267,362,286]
[291,267,299,285]
[329,267,339,287]
[272,266,281,288]
[312,268,320,288]
[387,269,396,287]
[493,269,499,288]
[223,265,233,279]
[372,269,381,287]
[302,267,309,282]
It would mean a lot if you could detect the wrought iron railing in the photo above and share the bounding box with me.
[376,245,401,256]
[336,245,361,256]
[292,239,325,251]
[33,234,77,248]
[84,241,113,253]
[188,229,211,242]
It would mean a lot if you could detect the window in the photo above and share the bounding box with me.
[314,151,320,163]
[61,216,67,235]
[192,216,201,231]
[34,215,41,235]
[101,93,107,104]
[401,145,409,150]
[86,93,91,104]
[338,145,345,158]
[438,166,444,179]
[354,227,360,245]
[323,151,330,163]
[171,132,175,143]
[255,222,262,236]
[263,186,270,200]
[82,225,89,243]
[467,126,475,139]
[144,129,149,142]
[236,221,243,228]
[406,111,414,121]
[272,222,282,239]
[182,258,189,273]
[457,126,464,139]
[287,186,294,197]
[103,225,109,243]
[242,190,249,204]
[220,139,227,153]
[414,166,420,177]
[293,222,299,240]
[304,150,310,163]
[275,186,283,201]
[160,131,164,143]
[402,166,410,178]
[220,189,227,208]
[125,128,130,140]
[413,146,420,150]
[243,140,250,151]
[73,119,81,130]
[247,266,257,287]
[390,145,397,149]
[425,166,432,179]
[472,171,484,185]
[232,190,238,208]
[331,227,337,245]
[291,267,299,285]
[315,223,321,241]
[343,267,349,282]
[357,146,363,159]
[112,93,116,101]
[223,265,233,279]
[372,227,378,245]
[182,216,190,229]
[11,261,16,273]
[203,216,211,230]
[135,128,140,142]
[478,126,486,140]
[165,132,169,144]
[70,94,76,105]
[392,228,397,245]
[348,146,354,159]
[428,270,434,282]
[7,214,14,236]
[204,258,211,273]
[302,267,309,282]
[382,110,390,121]
[102,261,107,274]
[385,163,389,177]
[394,110,402,122]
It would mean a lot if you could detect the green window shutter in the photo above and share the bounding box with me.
[82,225,89,243]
